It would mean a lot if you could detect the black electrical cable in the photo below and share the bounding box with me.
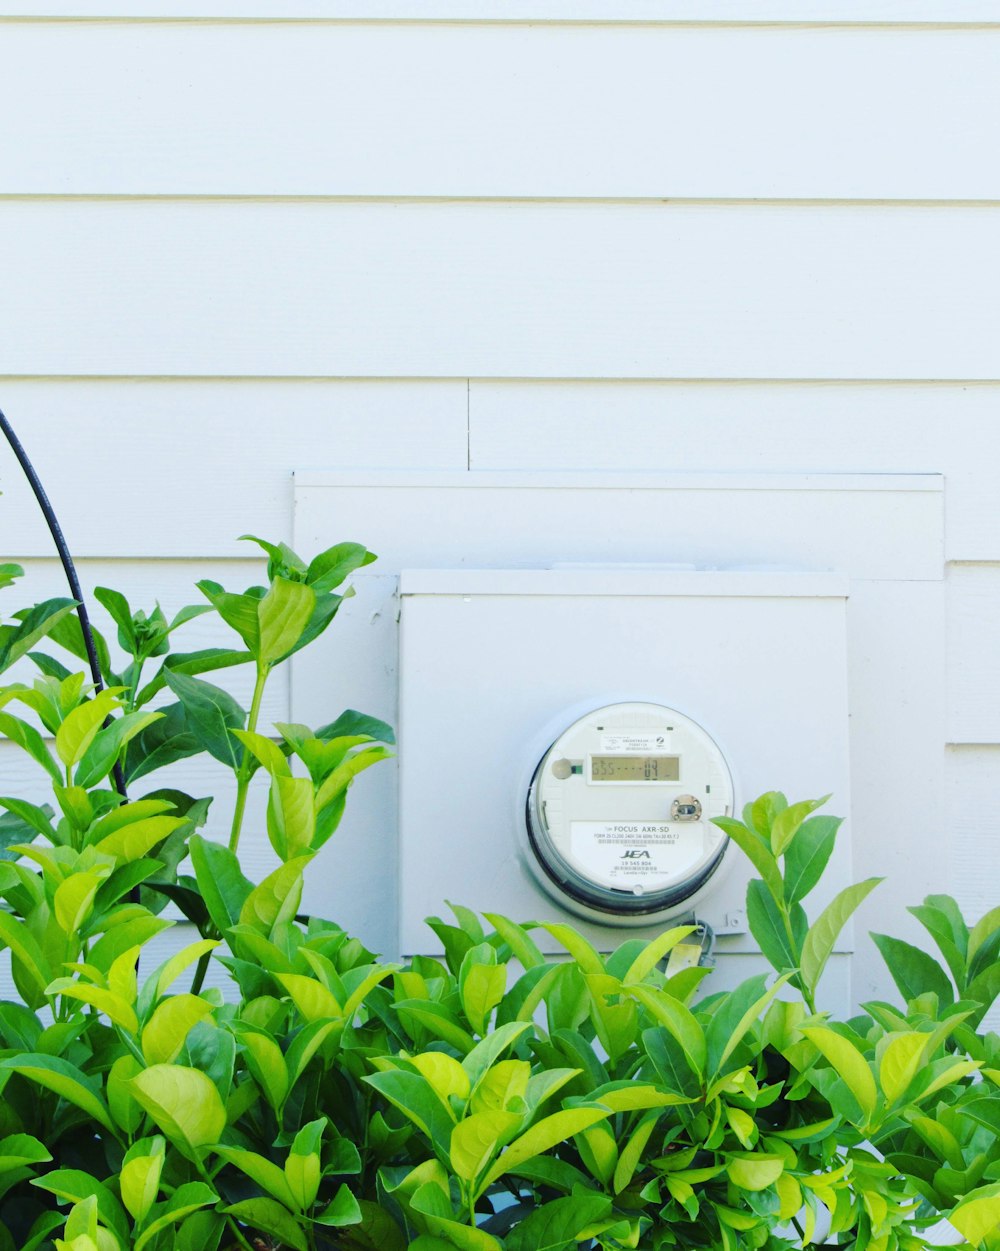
[0,409,128,800]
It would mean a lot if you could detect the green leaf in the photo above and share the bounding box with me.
[871,932,955,1007]
[119,1136,165,1225]
[231,729,290,778]
[482,913,545,970]
[267,775,316,861]
[189,835,253,934]
[142,995,215,1065]
[30,1169,129,1243]
[134,1183,218,1251]
[94,813,185,862]
[123,702,201,782]
[55,689,121,768]
[537,923,605,975]
[223,1199,307,1251]
[213,1146,295,1209]
[314,1182,363,1227]
[505,1194,614,1251]
[239,856,309,933]
[450,1110,520,1182]
[231,1025,289,1111]
[257,576,316,665]
[966,963,1000,1025]
[800,1026,877,1121]
[782,816,841,905]
[909,903,968,988]
[879,1031,930,1105]
[0,599,79,672]
[134,648,252,708]
[129,1064,227,1159]
[769,796,830,857]
[0,912,52,1007]
[93,587,137,651]
[968,905,1000,966]
[0,711,61,783]
[613,1110,660,1195]
[286,1117,326,1211]
[478,1106,611,1194]
[0,796,57,844]
[460,957,506,1037]
[75,709,164,788]
[306,542,376,593]
[628,985,706,1078]
[710,973,792,1076]
[622,925,697,986]
[163,671,245,770]
[317,708,395,746]
[0,1132,51,1170]
[641,1029,702,1097]
[949,1182,1000,1247]
[714,816,783,903]
[0,1054,116,1134]
[196,581,261,653]
[363,1070,456,1158]
[726,1153,785,1191]
[463,1021,532,1091]
[46,978,139,1034]
[746,880,800,976]
[800,877,882,997]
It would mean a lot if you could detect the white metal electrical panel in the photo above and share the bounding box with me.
[291,471,945,1011]
[396,568,851,994]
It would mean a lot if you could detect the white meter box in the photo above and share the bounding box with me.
[398,568,851,961]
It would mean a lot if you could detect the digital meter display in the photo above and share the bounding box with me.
[590,755,680,782]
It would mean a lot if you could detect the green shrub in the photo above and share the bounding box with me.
[0,540,997,1251]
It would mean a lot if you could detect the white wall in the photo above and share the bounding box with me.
[0,4,998,1011]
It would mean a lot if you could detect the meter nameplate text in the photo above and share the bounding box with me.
[569,820,702,890]
[600,733,668,753]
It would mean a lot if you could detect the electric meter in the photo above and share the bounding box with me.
[524,702,735,925]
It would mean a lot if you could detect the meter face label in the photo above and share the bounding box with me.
[569,821,702,890]
[600,733,668,753]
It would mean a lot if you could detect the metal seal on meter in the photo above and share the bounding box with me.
[524,702,735,925]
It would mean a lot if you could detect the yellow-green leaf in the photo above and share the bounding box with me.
[142,995,215,1065]
[801,1027,877,1122]
[120,1137,165,1224]
[129,1065,227,1159]
[410,1052,471,1109]
[54,873,102,937]
[726,1152,785,1191]
[450,1110,520,1182]
[622,925,697,986]
[55,690,121,768]
[45,978,139,1034]
[276,973,343,1023]
[878,1031,927,1105]
[950,1183,1000,1247]
[478,1106,609,1195]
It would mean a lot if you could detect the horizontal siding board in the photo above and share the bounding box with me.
[3,3,1000,23]
[3,26,1000,199]
[2,202,1000,379]
[0,380,468,556]
[468,380,1000,561]
[947,563,1000,743]
[945,745,1000,1029]
[294,471,944,581]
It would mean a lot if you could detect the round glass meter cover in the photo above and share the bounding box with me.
[524,702,733,918]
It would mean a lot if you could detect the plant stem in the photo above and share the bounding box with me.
[228,663,269,853]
